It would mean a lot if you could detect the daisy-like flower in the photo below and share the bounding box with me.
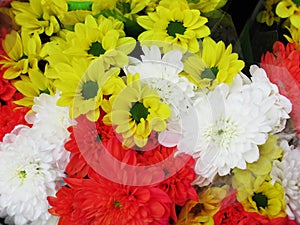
[160,0,227,13]
[276,0,300,28]
[113,0,151,19]
[176,186,228,225]
[11,0,60,36]
[103,73,171,148]
[53,57,121,121]
[12,68,56,107]
[137,2,210,53]
[0,126,64,225]
[179,65,291,186]
[270,144,300,223]
[239,181,286,219]
[62,15,136,69]
[256,0,281,26]
[183,37,245,89]
[0,31,43,79]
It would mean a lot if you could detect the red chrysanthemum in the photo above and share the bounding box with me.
[261,41,300,136]
[65,114,115,178]
[47,186,76,225]
[49,169,172,225]
[0,103,29,141]
[137,145,198,222]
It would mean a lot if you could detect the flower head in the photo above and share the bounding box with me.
[137,3,210,53]
[62,15,136,69]
[11,0,60,35]
[183,37,245,89]
[103,73,171,148]
[49,170,172,225]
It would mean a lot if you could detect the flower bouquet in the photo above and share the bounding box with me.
[0,0,299,224]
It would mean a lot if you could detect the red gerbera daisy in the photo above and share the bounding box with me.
[261,41,300,136]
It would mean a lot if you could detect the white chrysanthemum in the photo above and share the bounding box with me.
[25,91,75,169]
[125,45,195,113]
[248,65,292,134]
[270,144,300,223]
[0,127,63,225]
[178,65,291,186]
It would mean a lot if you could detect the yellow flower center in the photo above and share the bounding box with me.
[130,102,149,123]
[88,42,106,57]
[167,21,186,37]
[67,1,93,11]
[81,81,99,100]
[252,192,268,209]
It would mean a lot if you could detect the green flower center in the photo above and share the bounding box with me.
[201,67,219,80]
[252,192,268,209]
[292,0,300,7]
[41,88,50,95]
[167,21,186,37]
[130,102,149,123]
[18,170,27,179]
[81,81,99,100]
[113,200,122,208]
[88,42,106,57]
[67,1,93,11]
[116,1,131,14]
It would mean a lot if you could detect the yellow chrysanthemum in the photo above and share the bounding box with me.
[182,37,244,89]
[13,68,55,107]
[276,0,300,28]
[247,135,283,176]
[103,74,171,148]
[232,136,283,201]
[176,186,228,225]
[256,0,281,26]
[0,31,47,79]
[240,181,286,219]
[11,0,60,36]
[113,0,151,19]
[159,0,227,13]
[284,25,300,50]
[62,15,136,69]
[137,3,210,53]
[54,58,121,121]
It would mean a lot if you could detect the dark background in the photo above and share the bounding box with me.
[0,0,261,224]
